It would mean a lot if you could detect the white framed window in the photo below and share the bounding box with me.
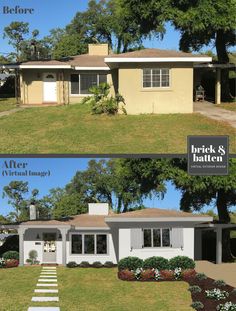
[71,233,108,255]
[143,68,170,88]
[70,73,107,95]
[143,228,171,248]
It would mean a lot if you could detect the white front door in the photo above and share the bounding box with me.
[43,73,57,102]
[43,233,57,263]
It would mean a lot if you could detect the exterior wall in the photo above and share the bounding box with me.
[23,228,62,264]
[119,227,194,260]
[66,230,118,264]
[118,63,193,114]
[21,70,67,105]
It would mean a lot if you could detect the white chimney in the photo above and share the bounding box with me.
[88,203,109,215]
[29,204,37,220]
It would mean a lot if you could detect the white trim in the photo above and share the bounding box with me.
[105,216,213,222]
[20,65,71,69]
[74,67,110,71]
[194,63,235,68]
[105,57,212,63]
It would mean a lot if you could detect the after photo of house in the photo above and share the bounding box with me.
[0,157,235,311]
[0,0,235,154]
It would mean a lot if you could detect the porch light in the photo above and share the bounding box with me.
[58,233,62,239]
[36,234,40,240]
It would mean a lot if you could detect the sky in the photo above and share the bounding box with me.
[0,0,192,56]
[0,157,193,217]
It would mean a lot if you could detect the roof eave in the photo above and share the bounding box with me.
[105,57,212,63]
[105,216,213,223]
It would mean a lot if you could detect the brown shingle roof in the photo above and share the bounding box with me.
[107,48,207,58]
[106,208,209,218]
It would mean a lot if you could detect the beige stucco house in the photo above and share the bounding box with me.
[6,44,211,114]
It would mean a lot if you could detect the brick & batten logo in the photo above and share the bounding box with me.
[188,136,229,175]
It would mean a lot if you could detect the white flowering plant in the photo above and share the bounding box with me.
[216,301,236,311]
[153,269,162,281]
[133,268,143,280]
[174,267,182,280]
[0,258,5,268]
[205,288,229,300]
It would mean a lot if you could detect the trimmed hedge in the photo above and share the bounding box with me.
[143,256,169,270]
[67,261,78,268]
[169,256,195,270]
[118,257,143,271]
[2,251,19,260]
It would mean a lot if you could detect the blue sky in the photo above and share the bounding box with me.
[0,158,218,217]
[0,0,202,56]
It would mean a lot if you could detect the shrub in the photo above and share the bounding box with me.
[216,302,236,311]
[118,257,143,271]
[67,261,78,268]
[205,288,229,300]
[195,273,207,281]
[104,261,115,268]
[231,289,236,295]
[141,269,155,281]
[191,301,204,310]
[143,256,169,270]
[118,269,135,281]
[28,250,38,264]
[79,261,90,268]
[169,256,195,270]
[174,267,182,280]
[160,270,174,281]
[5,259,19,268]
[2,251,19,260]
[188,285,202,294]
[214,280,227,287]
[82,83,126,115]
[92,261,103,268]
[182,269,196,280]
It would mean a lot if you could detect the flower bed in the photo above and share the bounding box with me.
[117,256,236,310]
[0,258,19,268]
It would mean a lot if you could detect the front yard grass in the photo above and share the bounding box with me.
[0,103,235,153]
[0,267,192,311]
[216,102,236,112]
[0,97,17,113]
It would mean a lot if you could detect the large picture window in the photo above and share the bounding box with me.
[143,228,170,248]
[70,73,107,95]
[71,233,108,255]
[143,69,170,88]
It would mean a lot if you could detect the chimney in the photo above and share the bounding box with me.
[88,44,109,56]
[29,204,37,220]
[88,203,109,215]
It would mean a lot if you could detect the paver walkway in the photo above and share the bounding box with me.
[0,107,24,118]
[195,260,236,287]
[28,266,60,311]
[194,101,236,128]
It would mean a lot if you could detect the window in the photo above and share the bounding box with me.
[71,234,108,255]
[70,73,107,95]
[143,69,170,88]
[143,229,170,248]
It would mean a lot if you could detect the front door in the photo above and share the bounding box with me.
[43,73,57,102]
[43,233,57,263]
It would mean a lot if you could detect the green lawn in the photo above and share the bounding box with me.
[0,103,235,153]
[0,97,17,113]
[216,102,236,112]
[0,267,192,311]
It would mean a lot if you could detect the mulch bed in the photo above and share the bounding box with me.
[187,276,236,311]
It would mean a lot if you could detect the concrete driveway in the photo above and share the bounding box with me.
[194,101,236,129]
[195,260,236,287]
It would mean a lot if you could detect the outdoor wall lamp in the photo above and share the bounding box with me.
[58,233,62,239]
[36,234,40,240]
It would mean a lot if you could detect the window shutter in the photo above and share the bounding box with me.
[130,229,143,249]
[171,228,183,248]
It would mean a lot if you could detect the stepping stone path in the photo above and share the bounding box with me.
[27,266,60,311]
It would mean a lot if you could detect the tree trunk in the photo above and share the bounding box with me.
[215,30,232,101]
[117,37,122,54]
[216,190,235,262]
[117,197,122,213]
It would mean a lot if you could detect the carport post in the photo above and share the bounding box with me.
[61,228,67,266]
[216,227,222,264]
[215,68,221,105]
[18,228,25,266]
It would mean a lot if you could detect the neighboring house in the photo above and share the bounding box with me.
[4,44,211,114]
[12,203,220,266]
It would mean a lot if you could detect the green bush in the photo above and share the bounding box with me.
[92,261,103,268]
[81,83,126,115]
[191,301,204,310]
[79,261,90,268]
[67,261,78,268]
[188,285,202,293]
[118,257,143,271]
[143,256,169,270]
[195,273,207,281]
[2,251,19,260]
[214,280,226,287]
[104,261,115,268]
[169,256,195,270]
